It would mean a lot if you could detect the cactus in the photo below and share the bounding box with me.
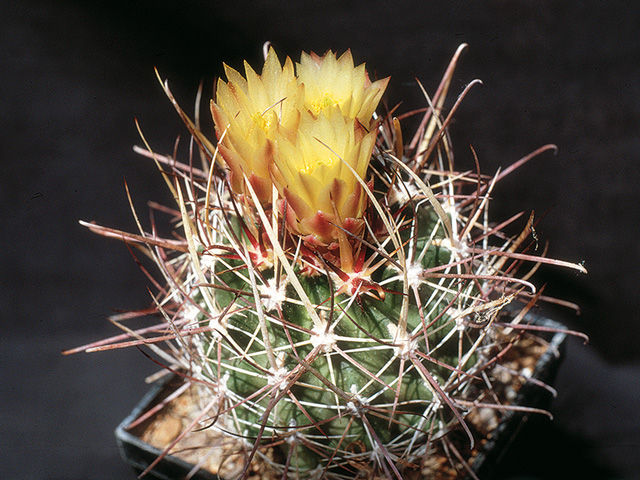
[76,44,586,479]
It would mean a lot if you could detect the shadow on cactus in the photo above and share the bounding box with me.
[71,44,587,479]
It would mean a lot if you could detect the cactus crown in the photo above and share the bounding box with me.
[76,45,586,479]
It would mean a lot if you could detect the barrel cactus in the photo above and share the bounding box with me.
[78,44,585,479]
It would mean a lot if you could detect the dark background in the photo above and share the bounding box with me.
[2,1,639,479]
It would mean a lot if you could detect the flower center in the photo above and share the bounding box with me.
[310,92,339,114]
[251,110,276,133]
[299,156,336,174]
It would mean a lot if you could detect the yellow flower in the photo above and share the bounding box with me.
[209,48,388,246]
[296,50,389,130]
[211,48,302,202]
[271,105,377,245]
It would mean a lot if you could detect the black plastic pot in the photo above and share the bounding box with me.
[115,373,219,480]
[115,313,567,480]
[467,314,567,480]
